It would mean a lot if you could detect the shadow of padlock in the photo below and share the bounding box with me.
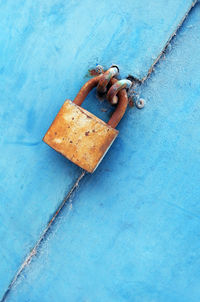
[43,75,128,173]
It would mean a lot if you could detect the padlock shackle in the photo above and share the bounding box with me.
[73,75,128,129]
[73,75,102,106]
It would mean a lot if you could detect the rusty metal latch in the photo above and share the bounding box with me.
[43,66,132,173]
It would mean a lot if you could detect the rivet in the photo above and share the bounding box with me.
[136,98,145,109]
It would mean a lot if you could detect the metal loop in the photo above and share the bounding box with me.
[107,78,129,128]
[107,79,132,105]
[96,66,119,95]
[73,72,128,129]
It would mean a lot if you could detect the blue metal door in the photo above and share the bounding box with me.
[0,1,200,301]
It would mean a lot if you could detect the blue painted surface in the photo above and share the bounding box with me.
[3,3,200,302]
[0,1,195,299]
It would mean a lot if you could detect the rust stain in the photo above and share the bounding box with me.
[88,68,101,76]
[128,98,134,107]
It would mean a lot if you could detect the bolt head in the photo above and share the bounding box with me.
[136,98,145,109]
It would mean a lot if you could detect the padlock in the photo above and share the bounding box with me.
[43,75,128,173]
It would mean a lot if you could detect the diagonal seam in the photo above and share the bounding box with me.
[0,170,86,302]
[128,0,198,84]
[1,1,198,301]
[141,0,198,82]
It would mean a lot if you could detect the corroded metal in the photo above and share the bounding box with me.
[43,70,129,173]
[43,100,118,173]
[73,76,128,129]
[73,75,102,106]
[88,65,104,76]
[107,78,129,128]
[96,66,119,95]
[107,79,132,104]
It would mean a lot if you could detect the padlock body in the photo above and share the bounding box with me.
[43,100,118,173]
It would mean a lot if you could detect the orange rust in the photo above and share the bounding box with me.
[43,70,129,172]
[74,75,102,106]
[96,66,118,95]
[107,79,132,105]
[88,68,101,76]
[107,78,128,128]
[43,100,118,173]
[73,75,128,129]
[128,98,134,107]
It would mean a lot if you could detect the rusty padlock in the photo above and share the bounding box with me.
[43,74,128,173]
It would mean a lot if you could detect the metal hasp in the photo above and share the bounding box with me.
[43,70,129,173]
[107,79,132,105]
[96,65,119,95]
